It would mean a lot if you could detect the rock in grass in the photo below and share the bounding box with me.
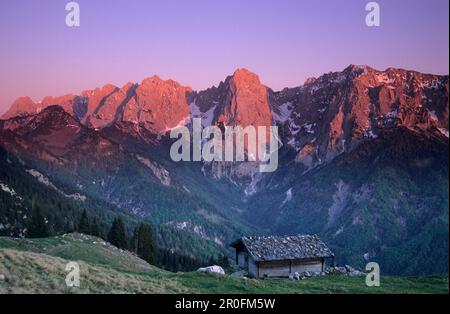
[197,265,225,275]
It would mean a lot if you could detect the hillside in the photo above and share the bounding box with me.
[0,145,233,262]
[0,234,448,294]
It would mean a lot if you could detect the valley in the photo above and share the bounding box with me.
[0,65,448,277]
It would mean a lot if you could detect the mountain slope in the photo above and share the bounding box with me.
[271,65,448,168]
[0,65,448,276]
[245,127,449,275]
[0,145,128,237]
[0,107,256,259]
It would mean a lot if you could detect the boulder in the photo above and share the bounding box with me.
[345,265,355,272]
[289,272,302,280]
[334,267,348,275]
[303,271,312,277]
[197,265,225,275]
[324,265,365,276]
[350,270,365,277]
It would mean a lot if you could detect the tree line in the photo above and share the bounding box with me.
[27,206,231,272]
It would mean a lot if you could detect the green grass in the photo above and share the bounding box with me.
[0,234,154,272]
[175,272,449,294]
[0,234,448,294]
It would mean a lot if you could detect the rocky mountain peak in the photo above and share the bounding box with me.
[213,68,272,128]
[230,68,262,84]
[270,65,448,170]
[345,64,372,72]
[2,66,447,149]
[80,84,119,125]
[23,105,80,130]
[123,76,192,133]
[2,96,38,119]
[304,77,317,85]
[88,82,137,129]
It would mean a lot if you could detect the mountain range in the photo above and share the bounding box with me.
[0,65,448,275]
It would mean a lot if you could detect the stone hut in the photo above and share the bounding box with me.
[230,234,335,278]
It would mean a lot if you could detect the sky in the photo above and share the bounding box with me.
[0,0,448,114]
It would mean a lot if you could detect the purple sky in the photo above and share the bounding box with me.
[0,0,448,114]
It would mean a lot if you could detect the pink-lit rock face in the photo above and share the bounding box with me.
[80,84,119,125]
[271,65,449,164]
[123,76,192,133]
[215,68,272,128]
[2,96,38,119]
[41,94,77,117]
[2,66,448,150]
[1,77,193,134]
[188,68,273,130]
[88,82,136,129]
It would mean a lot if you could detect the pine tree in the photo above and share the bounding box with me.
[132,224,139,255]
[132,223,156,264]
[90,216,100,237]
[78,209,90,235]
[27,205,49,238]
[219,254,230,270]
[107,217,128,249]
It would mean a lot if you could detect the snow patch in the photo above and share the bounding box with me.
[189,101,217,126]
[165,115,190,132]
[331,73,347,84]
[375,73,395,85]
[427,110,438,121]
[280,188,293,207]
[26,169,58,190]
[244,171,262,196]
[334,226,344,236]
[384,109,398,121]
[363,129,377,139]
[326,180,350,228]
[166,220,223,245]
[136,155,171,186]
[26,169,86,201]
[0,182,22,200]
[189,101,202,117]
[273,102,294,123]
[438,128,449,138]
[287,137,301,151]
[303,123,315,134]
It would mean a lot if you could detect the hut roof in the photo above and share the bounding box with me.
[230,234,334,262]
